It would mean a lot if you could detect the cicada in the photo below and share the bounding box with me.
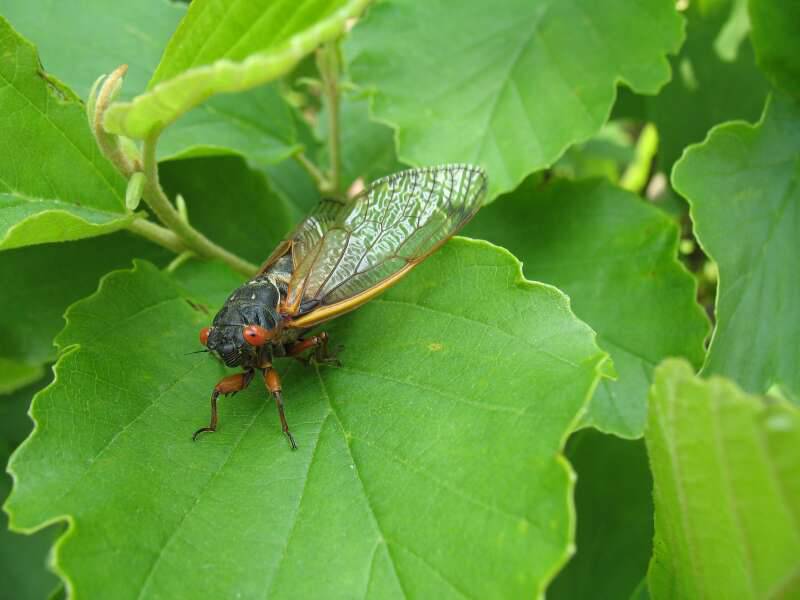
[195,164,487,448]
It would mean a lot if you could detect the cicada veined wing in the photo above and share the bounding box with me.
[260,164,487,328]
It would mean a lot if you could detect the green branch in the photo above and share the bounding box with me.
[140,132,258,276]
[317,43,342,196]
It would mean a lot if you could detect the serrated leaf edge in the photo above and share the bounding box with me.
[5,240,609,598]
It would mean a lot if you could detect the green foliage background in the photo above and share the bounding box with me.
[0,0,797,598]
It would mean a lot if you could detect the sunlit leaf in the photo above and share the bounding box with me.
[0,18,130,248]
[640,0,770,170]
[673,93,800,395]
[104,0,372,139]
[646,359,800,599]
[345,0,684,199]
[7,240,607,598]
[3,0,301,166]
[0,233,168,368]
[465,178,708,437]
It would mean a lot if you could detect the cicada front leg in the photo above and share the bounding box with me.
[193,370,255,441]
[263,367,298,450]
[286,331,342,367]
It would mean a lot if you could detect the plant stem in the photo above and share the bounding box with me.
[140,132,258,277]
[317,43,341,195]
[92,65,137,177]
[294,152,331,190]
[126,218,186,254]
[165,250,196,274]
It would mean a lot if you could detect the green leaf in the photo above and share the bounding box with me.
[0,232,169,367]
[0,358,43,395]
[159,156,295,265]
[749,0,800,98]
[345,0,684,200]
[673,93,800,396]
[548,430,654,600]
[464,178,708,437]
[0,375,61,600]
[104,0,372,139]
[7,240,607,598]
[2,0,301,168]
[2,0,183,101]
[0,18,131,248]
[646,358,800,599]
[158,86,301,165]
[640,0,770,171]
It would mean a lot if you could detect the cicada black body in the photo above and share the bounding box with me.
[195,164,487,449]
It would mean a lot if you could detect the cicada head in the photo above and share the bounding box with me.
[201,279,281,368]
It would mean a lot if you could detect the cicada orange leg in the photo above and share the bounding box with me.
[264,368,298,450]
[286,331,341,367]
[193,370,255,441]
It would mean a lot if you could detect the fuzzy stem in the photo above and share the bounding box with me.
[126,218,187,254]
[140,132,258,277]
[92,65,137,176]
[317,44,341,195]
[294,152,331,190]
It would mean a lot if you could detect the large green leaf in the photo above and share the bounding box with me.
[7,240,607,598]
[749,0,800,98]
[0,376,61,600]
[0,18,131,248]
[640,0,770,171]
[159,156,295,265]
[0,233,168,368]
[646,359,800,599]
[673,93,800,395]
[2,0,300,166]
[464,178,708,437]
[345,0,684,200]
[548,430,654,600]
[104,0,372,139]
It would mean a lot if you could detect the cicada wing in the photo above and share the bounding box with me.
[257,197,346,275]
[281,164,487,328]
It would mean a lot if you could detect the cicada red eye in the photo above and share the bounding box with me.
[199,327,210,346]
[243,324,271,346]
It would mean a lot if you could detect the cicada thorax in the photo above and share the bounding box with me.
[205,274,288,368]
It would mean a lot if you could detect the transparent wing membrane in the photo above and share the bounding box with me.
[277,164,487,325]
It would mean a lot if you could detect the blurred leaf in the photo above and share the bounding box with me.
[646,359,800,599]
[159,87,301,165]
[264,158,322,221]
[0,375,61,600]
[159,156,295,265]
[7,240,607,598]
[2,0,183,100]
[673,93,800,395]
[0,232,169,367]
[617,0,770,172]
[0,359,44,396]
[464,178,708,437]
[549,430,653,600]
[0,18,131,248]
[3,0,301,167]
[346,0,683,199]
[105,0,372,139]
[553,122,636,183]
[749,0,800,98]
